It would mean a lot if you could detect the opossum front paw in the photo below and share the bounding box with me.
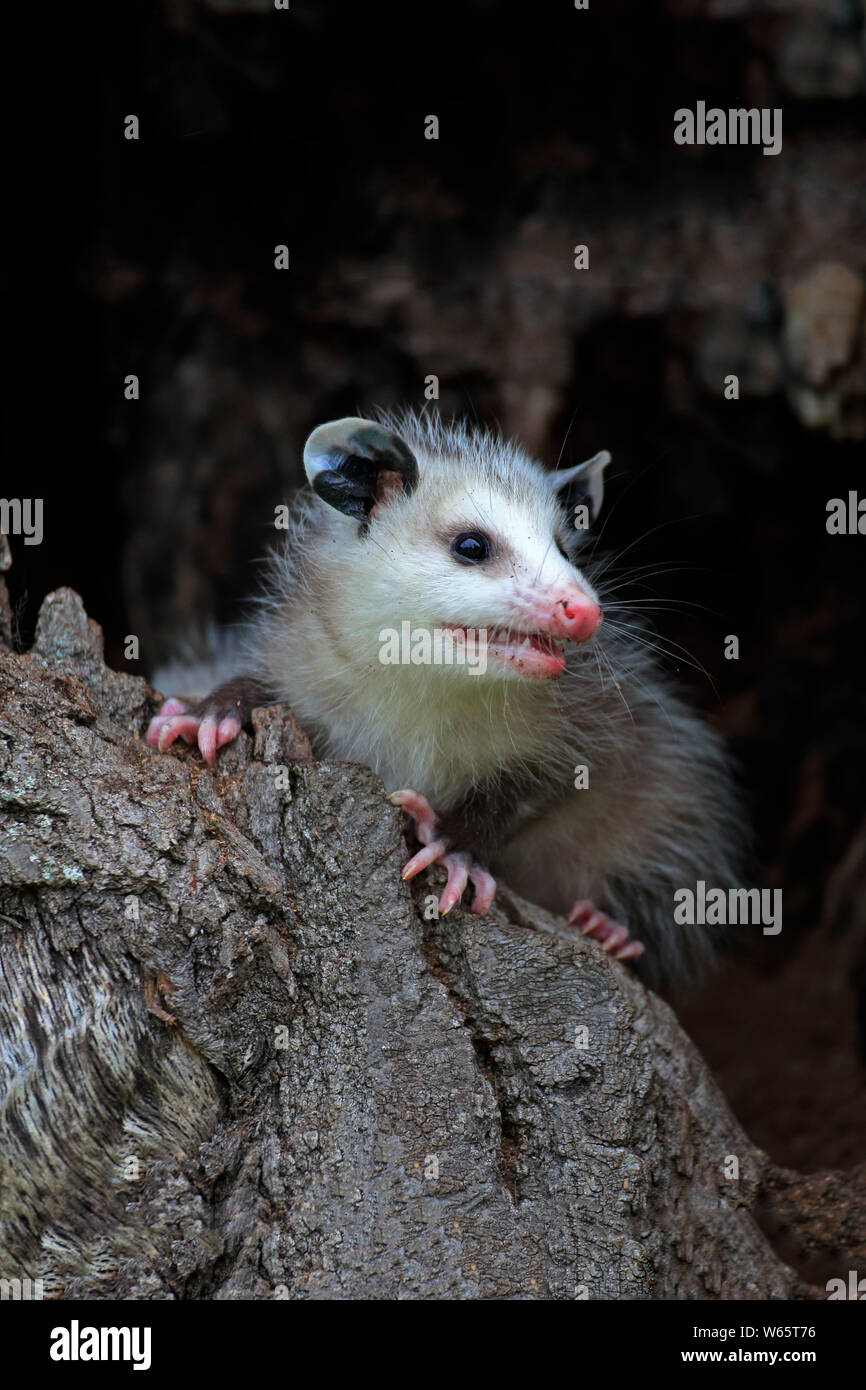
[566,899,645,962]
[389,788,497,916]
[146,697,243,767]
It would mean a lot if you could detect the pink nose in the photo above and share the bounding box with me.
[550,593,602,642]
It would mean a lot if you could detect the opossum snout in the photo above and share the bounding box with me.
[542,589,602,642]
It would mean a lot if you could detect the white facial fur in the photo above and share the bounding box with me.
[323,414,604,684]
[265,412,608,800]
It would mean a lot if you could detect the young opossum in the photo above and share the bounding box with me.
[147,410,744,988]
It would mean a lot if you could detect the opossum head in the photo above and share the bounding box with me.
[303,412,609,682]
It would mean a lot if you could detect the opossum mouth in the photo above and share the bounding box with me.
[445,625,567,678]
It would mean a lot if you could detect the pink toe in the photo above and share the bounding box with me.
[468,865,496,915]
[389,788,439,843]
[601,922,631,952]
[576,910,606,938]
[612,940,645,961]
[402,837,450,880]
[198,716,219,765]
[157,715,200,751]
[439,851,470,915]
[160,698,186,716]
[589,917,618,945]
[390,789,426,811]
[216,715,241,748]
[146,716,165,747]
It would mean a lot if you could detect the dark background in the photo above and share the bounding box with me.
[6,0,866,1180]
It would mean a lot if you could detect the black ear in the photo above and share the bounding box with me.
[303,417,419,521]
[549,449,611,526]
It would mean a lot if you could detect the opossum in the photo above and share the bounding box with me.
[147,410,745,988]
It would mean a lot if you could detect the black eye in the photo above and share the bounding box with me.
[451,531,491,563]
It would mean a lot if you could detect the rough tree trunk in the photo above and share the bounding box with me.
[0,583,862,1300]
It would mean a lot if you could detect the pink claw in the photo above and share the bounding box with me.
[611,940,645,962]
[402,838,451,879]
[160,698,186,717]
[146,699,242,766]
[566,899,596,928]
[198,715,240,765]
[468,864,497,915]
[439,851,471,914]
[390,787,497,915]
[198,716,219,764]
[147,699,191,749]
[217,716,241,750]
[157,715,201,751]
[389,789,439,844]
[566,898,645,962]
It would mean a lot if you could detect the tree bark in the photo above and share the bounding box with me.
[0,585,861,1300]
